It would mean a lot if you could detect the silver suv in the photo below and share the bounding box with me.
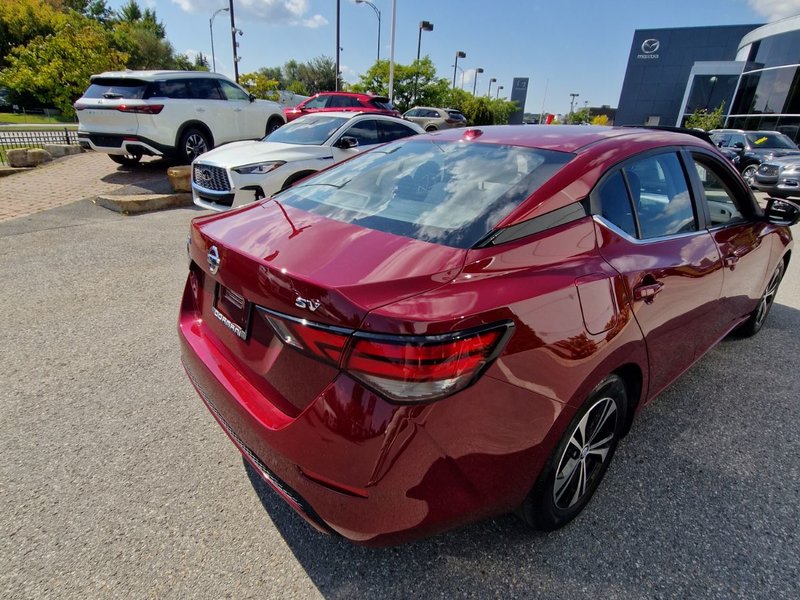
[403,107,467,131]
[75,71,286,165]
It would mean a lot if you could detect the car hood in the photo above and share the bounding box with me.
[196,140,332,167]
[746,148,800,160]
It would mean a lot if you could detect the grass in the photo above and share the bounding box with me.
[0,112,77,125]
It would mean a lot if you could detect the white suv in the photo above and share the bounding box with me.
[75,70,286,165]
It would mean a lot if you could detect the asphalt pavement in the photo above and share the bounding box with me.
[1,199,798,599]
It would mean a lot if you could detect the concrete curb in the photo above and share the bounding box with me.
[94,192,193,215]
[0,167,31,178]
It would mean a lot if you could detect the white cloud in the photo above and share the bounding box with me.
[747,0,800,21]
[172,0,327,28]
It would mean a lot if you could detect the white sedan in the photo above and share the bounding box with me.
[191,112,423,211]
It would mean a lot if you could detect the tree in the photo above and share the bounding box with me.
[566,107,590,124]
[240,71,280,100]
[174,52,210,72]
[297,56,337,95]
[112,21,174,69]
[591,114,609,126]
[685,102,726,131]
[351,57,445,112]
[0,11,127,115]
[0,0,62,69]
[461,96,493,125]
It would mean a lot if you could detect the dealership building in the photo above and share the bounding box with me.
[616,15,800,141]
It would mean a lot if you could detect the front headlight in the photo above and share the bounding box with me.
[232,161,286,175]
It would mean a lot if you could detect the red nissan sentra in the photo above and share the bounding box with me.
[179,126,797,546]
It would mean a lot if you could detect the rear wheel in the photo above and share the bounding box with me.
[425,125,438,132]
[265,117,284,136]
[518,375,627,531]
[736,259,786,337]
[109,153,142,166]
[179,127,211,164]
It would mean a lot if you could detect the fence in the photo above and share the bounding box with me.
[0,128,79,166]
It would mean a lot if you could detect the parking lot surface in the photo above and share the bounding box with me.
[1,199,799,599]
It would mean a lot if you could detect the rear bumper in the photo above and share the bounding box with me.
[77,131,172,157]
[178,278,565,545]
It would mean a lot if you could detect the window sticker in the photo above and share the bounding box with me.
[755,137,769,145]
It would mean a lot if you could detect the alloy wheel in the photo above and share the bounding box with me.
[753,261,785,329]
[742,165,757,186]
[553,396,618,510]
[185,133,208,160]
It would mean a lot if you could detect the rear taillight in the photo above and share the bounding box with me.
[117,104,164,114]
[259,308,513,403]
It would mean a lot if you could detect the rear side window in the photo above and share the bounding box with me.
[447,110,466,121]
[597,171,637,236]
[343,119,379,145]
[277,139,574,248]
[378,120,418,143]
[83,78,147,99]
[329,95,362,108]
[189,79,223,100]
[220,80,250,101]
[148,80,190,99]
[371,99,395,111]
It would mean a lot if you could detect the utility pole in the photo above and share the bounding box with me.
[335,0,340,90]
[569,93,580,117]
[228,0,239,83]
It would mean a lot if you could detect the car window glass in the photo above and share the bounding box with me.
[379,120,418,143]
[265,115,348,145]
[189,79,223,100]
[406,109,420,117]
[624,153,697,238]
[745,132,797,149]
[83,79,147,99]
[148,80,189,99]
[219,80,250,101]
[343,119,380,146]
[304,96,328,109]
[597,171,637,236]
[692,159,744,226]
[425,110,440,118]
[731,134,746,147]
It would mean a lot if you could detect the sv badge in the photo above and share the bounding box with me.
[295,296,321,312]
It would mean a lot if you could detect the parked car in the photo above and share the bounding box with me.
[75,71,286,165]
[283,92,401,122]
[709,129,800,185]
[192,112,422,211]
[179,125,797,546]
[753,156,800,198]
[403,106,468,131]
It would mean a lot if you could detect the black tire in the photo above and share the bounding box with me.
[425,125,438,132]
[265,117,284,136]
[518,374,628,531]
[178,127,211,164]
[741,164,758,187]
[736,259,786,337]
[109,153,142,166]
[280,170,316,191]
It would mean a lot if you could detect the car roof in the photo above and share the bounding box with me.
[426,125,712,153]
[295,111,405,121]
[91,70,232,82]
[310,91,390,101]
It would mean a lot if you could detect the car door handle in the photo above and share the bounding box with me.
[633,281,664,303]
[723,246,750,269]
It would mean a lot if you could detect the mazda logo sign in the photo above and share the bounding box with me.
[641,39,660,54]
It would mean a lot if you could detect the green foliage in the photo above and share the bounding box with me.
[566,107,590,124]
[351,57,447,113]
[488,98,518,125]
[112,21,173,69]
[461,96,494,125]
[286,80,309,96]
[685,102,726,131]
[240,71,280,101]
[0,0,62,69]
[174,52,210,72]
[0,10,127,116]
[591,114,609,126]
[254,57,336,96]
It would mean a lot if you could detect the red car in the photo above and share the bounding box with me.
[179,126,798,546]
[283,91,401,122]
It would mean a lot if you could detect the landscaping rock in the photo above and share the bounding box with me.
[27,149,53,165]
[167,165,192,192]
[6,149,33,168]
[43,144,82,158]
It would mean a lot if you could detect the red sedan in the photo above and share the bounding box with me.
[179,126,798,546]
[283,91,401,122]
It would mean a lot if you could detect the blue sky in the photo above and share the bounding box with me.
[108,0,800,114]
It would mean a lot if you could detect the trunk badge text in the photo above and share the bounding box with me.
[208,246,220,275]
[212,307,247,340]
[295,296,321,312]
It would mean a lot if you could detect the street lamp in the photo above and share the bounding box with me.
[228,0,241,82]
[496,85,504,99]
[487,77,496,97]
[209,7,229,73]
[355,0,381,63]
[453,51,466,89]
[413,20,434,102]
[452,65,465,89]
[472,68,484,96]
[569,92,580,116]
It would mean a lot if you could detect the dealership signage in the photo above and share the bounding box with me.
[637,38,660,60]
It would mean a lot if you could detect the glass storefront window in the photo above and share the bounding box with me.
[685,74,739,113]
[745,30,800,71]
[731,66,800,116]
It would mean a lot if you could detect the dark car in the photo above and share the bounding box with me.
[179,126,797,546]
[283,92,401,122]
[710,129,800,185]
[753,156,800,198]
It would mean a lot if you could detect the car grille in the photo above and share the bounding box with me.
[193,164,231,192]
[758,164,779,177]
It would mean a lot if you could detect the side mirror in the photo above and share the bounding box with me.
[249,94,256,103]
[733,141,745,150]
[335,136,359,150]
[765,197,800,226]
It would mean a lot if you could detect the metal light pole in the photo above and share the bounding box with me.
[569,93,580,116]
[472,68,484,95]
[355,0,381,63]
[389,0,397,102]
[228,0,240,83]
[452,51,466,89]
[452,65,465,89]
[335,0,340,90]
[487,77,496,97]
[209,7,229,73]
[496,85,504,99]
[413,20,434,103]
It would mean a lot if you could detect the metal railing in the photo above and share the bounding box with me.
[0,128,79,166]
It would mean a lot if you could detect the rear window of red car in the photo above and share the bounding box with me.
[276,139,573,248]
